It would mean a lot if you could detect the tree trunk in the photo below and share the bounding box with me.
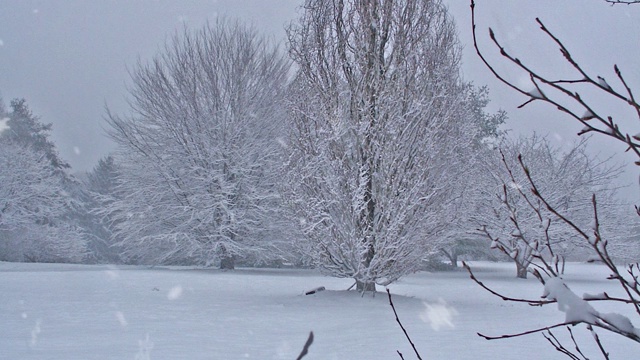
[218,244,235,270]
[356,279,376,292]
[516,262,528,279]
[220,255,235,270]
[440,249,458,268]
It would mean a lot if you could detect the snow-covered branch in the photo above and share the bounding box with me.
[468,2,640,355]
[474,135,629,279]
[470,0,640,161]
[468,148,639,356]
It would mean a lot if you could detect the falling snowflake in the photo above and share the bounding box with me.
[115,311,128,327]
[508,181,522,190]
[167,285,183,300]
[419,298,458,331]
[30,319,42,347]
[0,117,9,133]
[135,334,154,360]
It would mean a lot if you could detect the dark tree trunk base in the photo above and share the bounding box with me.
[220,256,235,270]
[440,249,458,268]
[356,280,376,292]
[450,255,458,268]
[516,263,528,279]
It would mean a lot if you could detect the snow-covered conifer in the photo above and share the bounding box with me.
[0,135,86,263]
[80,155,123,263]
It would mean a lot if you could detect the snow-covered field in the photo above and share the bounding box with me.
[1,261,637,359]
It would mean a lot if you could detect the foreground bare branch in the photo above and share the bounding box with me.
[469,2,640,357]
[295,332,314,360]
[605,0,640,4]
[470,0,640,162]
[387,289,423,360]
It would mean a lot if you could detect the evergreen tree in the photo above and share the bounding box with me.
[0,98,86,263]
[3,99,70,171]
[81,155,123,263]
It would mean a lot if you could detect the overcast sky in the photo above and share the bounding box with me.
[1,1,639,196]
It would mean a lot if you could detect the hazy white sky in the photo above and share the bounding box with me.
[0,0,299,170]
[0,0,638,195]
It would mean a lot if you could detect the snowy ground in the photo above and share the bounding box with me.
[1,261,637,359]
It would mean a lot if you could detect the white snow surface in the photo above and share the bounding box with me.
[1,261,637,359]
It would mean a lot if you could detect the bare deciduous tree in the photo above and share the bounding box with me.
[106,20,291,268]
[285,0,481,291]
[475,135,630,278]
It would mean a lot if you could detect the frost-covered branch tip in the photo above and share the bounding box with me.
[470,0,640,161]
[470,1,640,358]
[605,0,640,4]
[387,289,423,360]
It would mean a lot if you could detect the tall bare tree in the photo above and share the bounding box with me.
[285,0,481,291]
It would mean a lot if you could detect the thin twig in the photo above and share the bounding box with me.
[605,0,640,4]
[588,325,610,360]
[567,327,589,360]
[386,289,423,360]
[542,329,583,360]
[469,0,640,358]
[478,322,576,340]
[295,331,314,360]
[463,262,554,305]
